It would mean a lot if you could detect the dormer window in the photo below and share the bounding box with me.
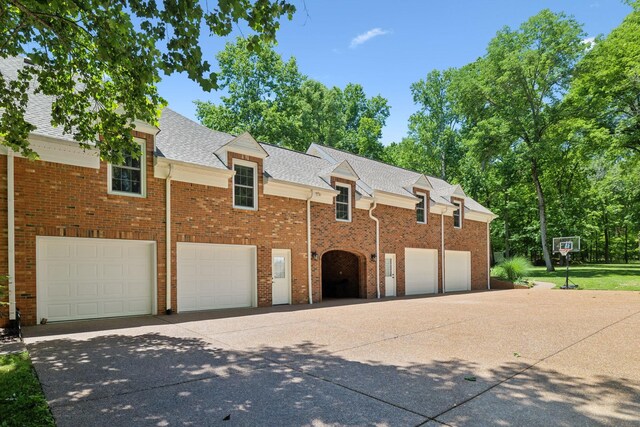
[416,193,427,224]
[108,139,146,197]
[453,201,462,228]
[335,183,351,222]
[233,159,257,210]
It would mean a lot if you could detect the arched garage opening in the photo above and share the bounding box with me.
[321,250,364,299]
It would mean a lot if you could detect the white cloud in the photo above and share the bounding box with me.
[582,37,596,50]
[350,28,390,48]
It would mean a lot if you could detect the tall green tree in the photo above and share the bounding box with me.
[0,0,295,163]
[407,68,463,181]
[570,1,640,154]
[195,39,390,158]
[453,10,587,271]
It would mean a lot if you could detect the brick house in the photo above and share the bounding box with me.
[0,57,496,326]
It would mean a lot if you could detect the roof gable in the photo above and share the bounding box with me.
[406,174,433,192]
[452,184,467,198]
[215,132,268,162]
[317,159,359,182]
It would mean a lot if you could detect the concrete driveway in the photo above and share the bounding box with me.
[23,289,640,426]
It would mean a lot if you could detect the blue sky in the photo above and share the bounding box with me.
[157,0,631,145]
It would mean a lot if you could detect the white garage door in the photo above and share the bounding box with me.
[405,248,438,295]
[37,237,155,322]
[445,250,471,292]
[177,243,256,312]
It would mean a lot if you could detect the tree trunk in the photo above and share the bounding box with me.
[441,149,446,181]
[624,225,629,264]
[603,213,610,264]
[531,159,554,271]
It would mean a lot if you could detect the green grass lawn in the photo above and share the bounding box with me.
[0,351,55,427]
[527,263,640,290]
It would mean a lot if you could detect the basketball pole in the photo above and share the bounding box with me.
[564,253,570,289]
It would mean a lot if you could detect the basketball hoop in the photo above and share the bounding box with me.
[559,248,571,257]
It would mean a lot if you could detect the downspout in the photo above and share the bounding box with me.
[306,190,313,304]
[487,221,491,290]
[368,200,380,299]
[441,208,447,294]
[7,150,15,320]
[165,164,173,313]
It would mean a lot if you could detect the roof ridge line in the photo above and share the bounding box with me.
[311,143,451,185]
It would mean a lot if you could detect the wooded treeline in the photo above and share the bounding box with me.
[196,5,640,271]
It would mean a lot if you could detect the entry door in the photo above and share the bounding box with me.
[385,254,396,297]
[272,249,291,305]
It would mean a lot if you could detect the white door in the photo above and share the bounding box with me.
[405,248,438,295]
[177,242,256,312]
[384,253,396,297]
[272,249,291,305]
[36,237,154,322]
[445,250,471,292]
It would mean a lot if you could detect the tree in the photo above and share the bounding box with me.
[0,0,295,163]
[407,68,463,181]
[195,39,390,158]
[570,1,640,154]
[452,10,587,271]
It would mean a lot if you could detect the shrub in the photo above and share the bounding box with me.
[494,257,533,282]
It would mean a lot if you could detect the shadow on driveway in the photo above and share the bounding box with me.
[28,332,640,426]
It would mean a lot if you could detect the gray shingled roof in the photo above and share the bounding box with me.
[308,144,493,215]
[262,144,334,190]
[2,56,492,216]
[1,56,78,142]
[156,108,232,169]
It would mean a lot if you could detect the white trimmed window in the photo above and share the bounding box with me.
[335,183,351,222]
[416,193,427,224]
[233,159,258,210]
[453,201,462,228]
[108,139,146,197]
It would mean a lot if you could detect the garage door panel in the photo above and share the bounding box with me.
[405,248,438,295]
[177,243,255,312]
[37,237,154,322]
[445,250,471,292]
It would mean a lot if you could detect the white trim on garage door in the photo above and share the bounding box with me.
[405,248,438,295]
[445,250,471,292]
[36,236,156,323]
[177,242,257,312]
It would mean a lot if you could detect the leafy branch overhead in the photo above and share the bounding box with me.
[0,0,295,163]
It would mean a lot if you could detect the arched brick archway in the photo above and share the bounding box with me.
[321,250,365,299]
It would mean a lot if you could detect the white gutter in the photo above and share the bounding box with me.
[165,164,173,313]
[441,208,447,294]
[7,150,15,320]
[487,221,491,290]
[368,201,380,299]
[306,190,313,304]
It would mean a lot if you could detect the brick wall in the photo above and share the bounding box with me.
[1,140,490,325]
[8,131,166,325]
[170,152,309,308]
[310,177,377,301]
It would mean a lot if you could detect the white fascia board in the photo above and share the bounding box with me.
[465,211,498,223]
[155,157,233,188]
[373,189,420,210]
[355,196,373,210]
[429,203,449,214]
[0,134,100,169]
[133,119,160,136]
[264,177,337,204]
